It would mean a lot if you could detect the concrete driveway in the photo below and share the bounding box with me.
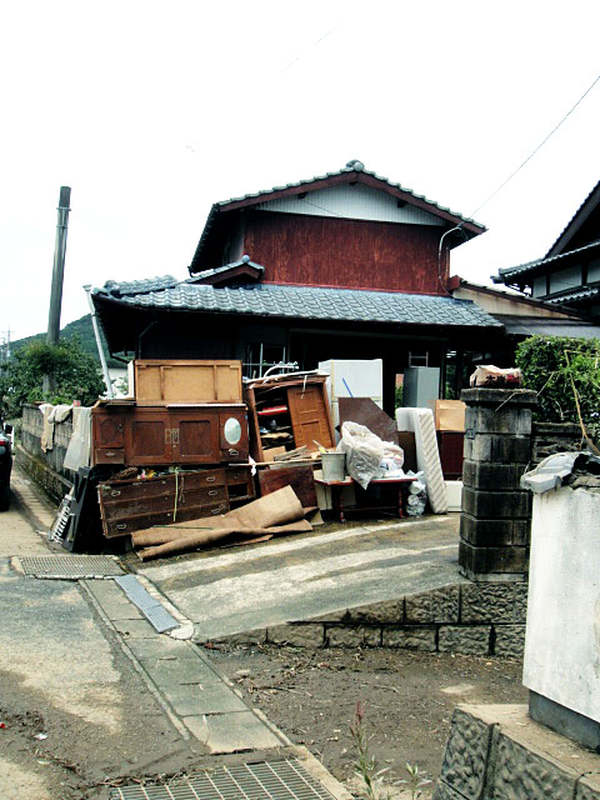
[137,515,461,641]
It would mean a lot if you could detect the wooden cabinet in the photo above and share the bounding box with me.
[97,465,255,539]
[245,375,335,462]
[132,359,242,405]
[92,403,249,467]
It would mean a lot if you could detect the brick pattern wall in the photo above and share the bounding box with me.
[209,582,527,659]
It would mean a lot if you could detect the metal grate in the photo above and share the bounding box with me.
[108,758,337,800]
[18,555,124,580]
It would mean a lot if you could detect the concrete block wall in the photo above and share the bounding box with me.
[459,389,537,580]
[18,404,75,501]
[434,706,600,800]
[209,582,528,659]
[531,421,583,466]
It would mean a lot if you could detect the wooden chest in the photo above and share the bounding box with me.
[92,403,249,467]
[97,465,255,539]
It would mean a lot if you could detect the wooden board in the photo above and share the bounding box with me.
[133,360,242,405]
[258,464,317,509]
[338,397,399,444]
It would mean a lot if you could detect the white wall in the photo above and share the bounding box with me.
[523,486,600,724]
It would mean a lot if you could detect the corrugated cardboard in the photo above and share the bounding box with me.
[435,400,466,432]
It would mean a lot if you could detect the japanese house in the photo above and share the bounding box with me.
[92,161,513,414]
[493,179,600,316]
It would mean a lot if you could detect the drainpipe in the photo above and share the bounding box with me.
[83,285,114,399]
[437,225,465,295]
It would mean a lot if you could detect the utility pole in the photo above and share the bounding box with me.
[43,187,71,395]
[47,186,71,345]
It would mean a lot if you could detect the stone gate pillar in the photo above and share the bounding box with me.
[459,388,537,580]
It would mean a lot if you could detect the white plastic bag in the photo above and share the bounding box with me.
[336,421,384,489]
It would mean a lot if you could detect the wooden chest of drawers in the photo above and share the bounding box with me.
[97,465,255,538]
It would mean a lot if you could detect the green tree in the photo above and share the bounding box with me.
[515,335,600,433]
[0,337,105,417]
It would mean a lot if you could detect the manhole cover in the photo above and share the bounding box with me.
[109,759,336,800]
[18,555,123,580]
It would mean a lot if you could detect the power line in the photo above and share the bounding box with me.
[470,72,600,219]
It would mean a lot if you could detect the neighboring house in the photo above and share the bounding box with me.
[92,161,509,413]
[493,180,600,316]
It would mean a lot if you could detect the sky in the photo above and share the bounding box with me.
[2,0,600,344]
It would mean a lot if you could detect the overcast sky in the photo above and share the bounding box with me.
[3,1,599,343]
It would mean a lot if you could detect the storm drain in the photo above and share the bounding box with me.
[108,758,337,800]
[17,555,124,580]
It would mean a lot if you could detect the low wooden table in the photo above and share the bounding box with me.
[314,475,417,523]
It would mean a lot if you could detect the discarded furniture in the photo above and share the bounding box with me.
[130,359,243,405]
[314,474,416,522]
[97,465,254,539]
[258,464,317,509]
[91,401,249,466]
[245,375,334,461]
[434,399,465,480]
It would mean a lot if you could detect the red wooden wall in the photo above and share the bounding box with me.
[242,211,449,294]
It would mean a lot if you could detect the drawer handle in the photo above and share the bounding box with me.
[227,448,239,456]
[211,505,226,515]
[110,490,121,498]
[208,489,218,496]
[116,523,128,531]
[206,476,216,483]
[105,451,116,457]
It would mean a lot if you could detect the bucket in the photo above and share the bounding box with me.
[321,452,346,482]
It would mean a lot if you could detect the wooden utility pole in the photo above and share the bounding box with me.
[47,186,71,345]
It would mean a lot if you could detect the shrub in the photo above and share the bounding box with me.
[0,337,105,417]
[515,335,600,433]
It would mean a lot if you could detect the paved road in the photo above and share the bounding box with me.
[0,468,293,799]
[139,515,462,641]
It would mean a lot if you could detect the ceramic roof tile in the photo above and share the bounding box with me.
[494,240,600,283]
[94,279,501,328]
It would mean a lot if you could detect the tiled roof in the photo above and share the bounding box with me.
[190,161,486,273]
[103,275,180,296]
[191,256,265,281]
[215,161,484,229]
[544,285,600,305]
[94,278,502,328]
[493,240,600,284]
[546,179,600,257]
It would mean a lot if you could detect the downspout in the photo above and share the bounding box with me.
[437,225,464,295]
[83,285,114,399]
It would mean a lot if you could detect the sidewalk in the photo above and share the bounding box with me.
[0,466,351,800]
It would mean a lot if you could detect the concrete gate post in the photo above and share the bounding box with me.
[459,387,537,581]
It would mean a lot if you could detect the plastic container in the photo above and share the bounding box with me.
[321,452,346,482]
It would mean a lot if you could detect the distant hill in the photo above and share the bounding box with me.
[11,315,125,369]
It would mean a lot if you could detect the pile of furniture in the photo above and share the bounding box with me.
[92,359,255,543]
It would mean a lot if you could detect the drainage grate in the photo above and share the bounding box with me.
[18,555,124,580]
[108,758,337,800]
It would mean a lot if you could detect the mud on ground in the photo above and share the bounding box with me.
[205,643,527,798]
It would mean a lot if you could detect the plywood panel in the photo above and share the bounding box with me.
[134,360,242,405]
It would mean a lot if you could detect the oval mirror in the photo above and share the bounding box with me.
[223,417,242,445]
